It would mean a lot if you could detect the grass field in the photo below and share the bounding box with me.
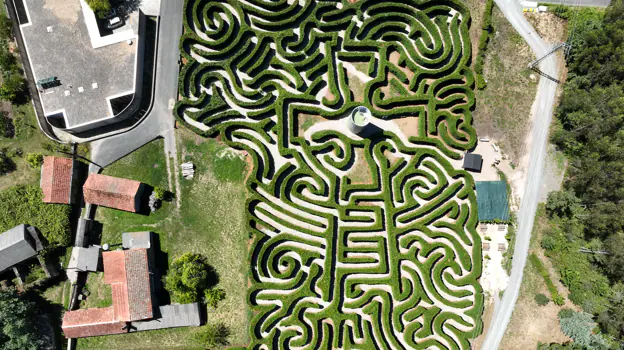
[77,130,249,349]
[472,6,539,163]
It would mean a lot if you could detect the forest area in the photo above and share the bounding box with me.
[539,0,624,348]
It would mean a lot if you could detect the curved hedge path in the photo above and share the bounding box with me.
[176,0,483,348]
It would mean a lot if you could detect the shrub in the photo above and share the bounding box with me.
[153,186,166,200]
[193,323,230,348]
[0,112,14,138]
[25,153,43,168]
[541,235,556,250]
[0,148,15,175]
[558,310,608,348]
[204,288,226,308]
[535,293,550,306]
[85,0,111,18]
[0,14,12,40]
[552,294,565,306]
[165,253,216,303]
[530,254,566,306]
[0,72,26,103]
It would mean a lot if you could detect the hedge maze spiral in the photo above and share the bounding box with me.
[176,0,483,348]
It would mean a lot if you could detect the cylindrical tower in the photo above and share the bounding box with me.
[347,106,371,135]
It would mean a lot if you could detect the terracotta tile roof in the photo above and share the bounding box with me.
[40,156,73,204]
[62,249,153,338]
[102,249,153,322]
[61,307,126,338]
[83,174,142,212]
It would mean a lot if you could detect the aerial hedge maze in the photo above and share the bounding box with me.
[176,0,483,348]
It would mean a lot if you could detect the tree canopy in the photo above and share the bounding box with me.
[164,253,217,304]
[545,0,624,344]
[0,289,45,350]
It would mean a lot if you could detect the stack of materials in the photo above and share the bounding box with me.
[181,162,195,179]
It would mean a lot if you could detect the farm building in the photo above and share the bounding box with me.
[0,225,44,274]
[40,156,79,204]
[62,233,201,338]
[475,181,511,222]
[83,174,144,212]
[463,153,483,172]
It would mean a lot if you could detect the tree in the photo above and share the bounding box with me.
[204,288,226,309]
[165,253,216,303]
[153,186,166,200]
[558,309,608,348]
[0,289,45,350]
[85,0,111,18]
[0,71,26,102]
[535,293,550,306]
[604,233,624,280]
[546,190,582,219]
[193,323,230,348]
[26,152,43,168]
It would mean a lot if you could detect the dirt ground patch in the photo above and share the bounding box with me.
[462,0,487,64]
[472,6,539,164]
[43,0,81,24]
[525,13,568,44]
[347,148,373,184]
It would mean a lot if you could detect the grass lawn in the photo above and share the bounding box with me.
[0,103,50,190]
[77,130,249,349]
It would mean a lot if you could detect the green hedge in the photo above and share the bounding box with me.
[176,0,483,348]
[530,253,565,306]
[474,0,495,89]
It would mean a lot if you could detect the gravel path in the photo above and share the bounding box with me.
[481,0,560,348]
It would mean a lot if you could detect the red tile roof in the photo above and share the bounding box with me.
[83,174,142,212]
[61,307,126,338]
[62,249,153,338]
[40,156,73,204]
[102,249,153,322]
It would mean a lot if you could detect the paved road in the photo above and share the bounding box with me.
[90,0,183,170]
[481,0,560,348]
[539,0,611,7]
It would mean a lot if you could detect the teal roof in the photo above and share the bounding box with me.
[475,181,510,222]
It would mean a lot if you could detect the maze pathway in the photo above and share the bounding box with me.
[176,0,483,348]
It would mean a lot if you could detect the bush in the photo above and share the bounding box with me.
[535,293,550,306]
[25,153,43,168]
[153,186,166,200]
[0,112,14,138]
[0,72,26,102]
[0,148,15,175]
[165,253,216,303]
[530,254,566,306]
[541,235,556,250]
[558,310,608,348]
[0,14,12,40]
[204,287,226,309]
[193,323,230,348]
[85,0,111,18]
[552,294,565,306]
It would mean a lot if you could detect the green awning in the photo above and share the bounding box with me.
[475,181,510,222]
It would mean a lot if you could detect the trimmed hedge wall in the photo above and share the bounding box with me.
[175,0,484,348]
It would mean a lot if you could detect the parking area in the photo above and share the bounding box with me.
[18,0,138,130]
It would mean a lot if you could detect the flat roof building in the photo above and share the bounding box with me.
[463,153,483,172]
[16,0,144,133]
[83,174,144,212]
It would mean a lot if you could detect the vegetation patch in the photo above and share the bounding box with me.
[176,0,484,347]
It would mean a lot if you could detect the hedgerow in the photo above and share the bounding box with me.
[530,253,565,306]
[176,0,483,348]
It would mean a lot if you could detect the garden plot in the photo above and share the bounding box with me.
[176,0,483,348]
